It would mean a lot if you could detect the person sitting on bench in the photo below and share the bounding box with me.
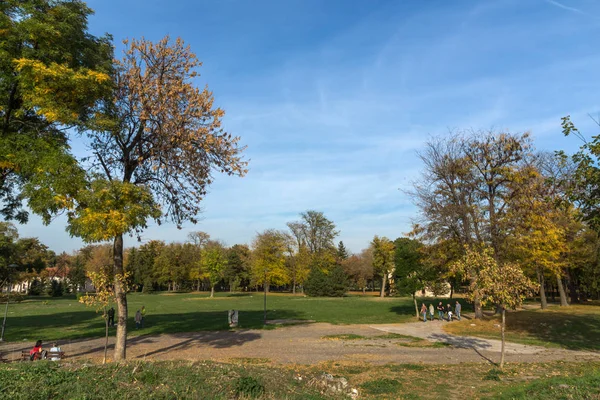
[49,342,62,361]
[30,340,45,361]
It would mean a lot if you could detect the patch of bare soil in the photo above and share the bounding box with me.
[1,322,598,365]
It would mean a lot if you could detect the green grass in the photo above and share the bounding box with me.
[444,304,600,351]
[321,332,451,348]
[1,360,598,400]
[360,378,402,395]
[0,292,419,342]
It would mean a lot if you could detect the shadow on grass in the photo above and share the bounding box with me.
[506,310,600,351]
[3,309,304,345]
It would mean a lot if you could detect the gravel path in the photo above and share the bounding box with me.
[1,321,597,365]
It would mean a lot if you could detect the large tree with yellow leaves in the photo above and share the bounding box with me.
[0,0,112,222]
[33,36,247,361]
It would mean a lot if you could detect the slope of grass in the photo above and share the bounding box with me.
[1,360,598,400]
[443,304,600,351]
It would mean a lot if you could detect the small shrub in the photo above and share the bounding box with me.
[483,368,503,381]
[234,376,265,398]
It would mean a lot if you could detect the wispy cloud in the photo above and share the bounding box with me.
[545,0,585,15]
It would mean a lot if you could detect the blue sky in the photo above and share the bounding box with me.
[17,0,600,254]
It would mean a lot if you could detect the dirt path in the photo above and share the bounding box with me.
[1,322,597,365]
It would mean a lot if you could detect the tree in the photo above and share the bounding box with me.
[153,243,192,292]
[0,223,19,282]
[200,242,227,298]
[342,248,373,294]
[288,211,339,255]
[558,116,600,302]
[79,270,126,364]
[394,238,429,318]
[411,131,532,318]
[224,244,251,292]
[371,236,395,297]
[504,164,565,309]
[30,37,247,361]
[285,244,311,294]
[336,241,349,262]
[304,264,348,297]
[453,247,536,368]
[187,232,209,291]
[0,0,112,222]
[67,254,87,293]
[251,230,290,292]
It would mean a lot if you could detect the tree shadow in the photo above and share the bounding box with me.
[504,310,600,351]
[428,333,492,350]
[428,333,496,364]
[389,304,418,316]
[63,329,263,358]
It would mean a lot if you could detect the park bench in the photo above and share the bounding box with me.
[20,350,65,361]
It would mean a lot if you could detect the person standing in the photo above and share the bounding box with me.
[107,307,115,327]
[421,303,428,322]
[429,304,435,321]
[135,310,142,329]
[140,305,146,328]
[447,304,453,321]
[437,302,445,321]
[455,301,462,321]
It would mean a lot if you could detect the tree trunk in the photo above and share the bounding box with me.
[104,310,109,365]
[362,287,366,295]
[196,279,200,292]
[537,268,547,310]
[413,294,419,319]
[380,274,387,298]
[500,307,506,369]
[472,279,483,319]
[557,274,569,307]
[113,234,127,361]
[292,277,296,295]
[210,285,214,298]
[567,270,579,304]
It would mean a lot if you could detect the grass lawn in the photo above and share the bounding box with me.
[0,360,598,399]
[0,292,424,342]
[443,304,600,351]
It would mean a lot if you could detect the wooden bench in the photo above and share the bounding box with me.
[21,350,65,361]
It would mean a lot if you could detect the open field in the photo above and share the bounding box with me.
[443,304,600,351]
[1,292,426,342]
[0,360,598,399]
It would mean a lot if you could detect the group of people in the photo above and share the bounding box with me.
[29,340,62,361]
[106,305,146,329]
[420,301,461,322]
